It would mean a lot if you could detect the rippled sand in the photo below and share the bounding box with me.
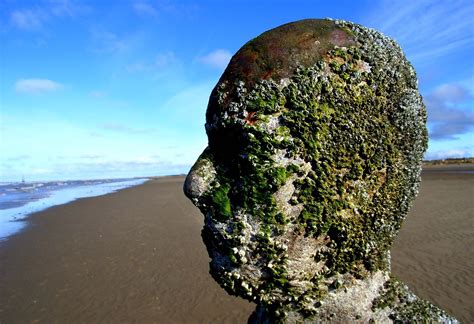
[391,166,474,322]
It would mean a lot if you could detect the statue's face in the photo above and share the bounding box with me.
[183,19,426,313]
[183,79,328,305]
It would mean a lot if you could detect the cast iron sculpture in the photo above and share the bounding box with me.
[184,19,456,322]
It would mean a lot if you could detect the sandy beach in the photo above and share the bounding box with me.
[391,165,474,322]
[1,168,473,323]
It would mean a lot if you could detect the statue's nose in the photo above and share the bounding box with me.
[183,167,200,201]
[183,148,216,204]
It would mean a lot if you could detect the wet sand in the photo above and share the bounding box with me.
[0,168,473,323]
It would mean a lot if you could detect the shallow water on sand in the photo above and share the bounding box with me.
[0,178,148,241]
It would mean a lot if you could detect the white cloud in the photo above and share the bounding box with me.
[31,168,53,175]
[10,1,86,31]
[425,83,474,140]
[53,157,192,178]
[49,0,84,17]
[364,0,474,65]
[89,90,106,98]
[125,62,148,73]
[155,51,177,69]
[425,148,474,160]
[198,49,232,69]
[431,84,470,102]
[133,1,158,17]
[133,1,198,17]
[126,51,179,73]
[91,30,129,53]
[158,82,213,128]
[101,123,155,134]
[79,154,103,159]
[15,79,63,94]
[10,9,46,30]
[8,155,30,161]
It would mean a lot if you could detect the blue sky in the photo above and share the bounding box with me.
[1,0,473,182]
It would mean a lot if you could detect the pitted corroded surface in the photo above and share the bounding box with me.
[184,19,456,322]
[211,20,355,97]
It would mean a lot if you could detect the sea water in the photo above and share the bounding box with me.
[0,178,148,241]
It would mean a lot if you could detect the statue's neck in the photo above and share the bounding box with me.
[251,270,391,323]
[251,269,456,323]
[303,270,390,322]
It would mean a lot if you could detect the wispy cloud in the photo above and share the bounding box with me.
[82,159,189,171]
[126,51,178,72]
[425,148,474,160]
[79,154,103,159]
[10,8,47,30]
[425,84,474,140]
[10,0,86,31]
[55,158,191,178]
[431,84,470,102]
[364,0,474,65]
[132,0,198,19]
[31,168,53,175]
[101,123,155,134]
[157,82,212,129]
[155,51,177,69]
[49,0,85,17]
[15,78,63,94]
[133,1,158,17]
[89,90,106,98]
[89,132,103,138]
[8,155,31,162]
[90,30,129,53]
[198,49,231,69]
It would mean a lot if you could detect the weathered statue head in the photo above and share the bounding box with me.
[184,19,454,322]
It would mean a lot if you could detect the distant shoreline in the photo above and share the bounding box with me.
[423,157,474,166]
[422,162,474,174]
